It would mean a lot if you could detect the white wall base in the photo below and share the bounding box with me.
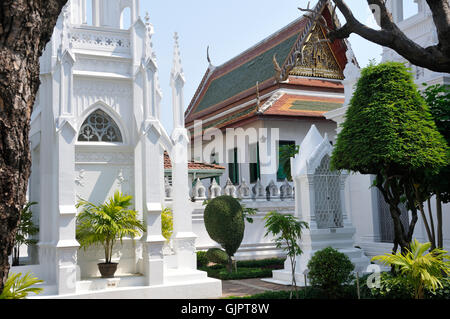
[29,271,222,299]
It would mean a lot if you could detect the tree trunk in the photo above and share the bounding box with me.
[0,0,67,294]
[436,193,443,249]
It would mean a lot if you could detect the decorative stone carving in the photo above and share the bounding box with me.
[208,179,222,199]
[280,179,293,200]
[266,180,279,199]
[71,28,131,53]
[75,169,85,187]
[252,179,265,199]
[75,152,133,164]
[192,178,207,202]
[237,179,251,199]
[78,109,123,142]
[164,177,173,199]
[223,178,237,198]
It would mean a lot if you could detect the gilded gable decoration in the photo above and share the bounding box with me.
[290,25,344,80]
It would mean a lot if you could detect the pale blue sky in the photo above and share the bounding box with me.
[138,0,418,132]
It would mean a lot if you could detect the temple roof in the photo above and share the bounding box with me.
[185,1,348,128]
[164,152,225,171]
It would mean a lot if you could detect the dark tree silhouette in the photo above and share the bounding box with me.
[0,0,68,293]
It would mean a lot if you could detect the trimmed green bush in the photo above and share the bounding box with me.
[307,247,354,298]
[331,62,447,175]
[204,196,245,271]
[203,267,274,281]
[206,248,229,265]
[331,62,448,252]
[196,251,208,268]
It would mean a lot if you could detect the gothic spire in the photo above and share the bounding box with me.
[171,32,185,85]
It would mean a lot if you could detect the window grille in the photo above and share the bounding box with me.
[78,109,123,143]
[314,155,343,229]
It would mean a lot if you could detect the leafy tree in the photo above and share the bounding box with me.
[372,239,450,299]
[0,272,43,299]
[417,84,450,249]
[331,62,448,254]
[0,0,68,294]
[12,202,39,266]
[76,191,145,265]
[204,196,245,273]
[264,211,309,299]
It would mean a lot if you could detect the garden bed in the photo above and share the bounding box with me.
[199,258,285,281]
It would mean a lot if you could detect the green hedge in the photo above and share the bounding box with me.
[201,266,274,280]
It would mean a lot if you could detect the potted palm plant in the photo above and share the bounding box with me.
[76,191,145,278]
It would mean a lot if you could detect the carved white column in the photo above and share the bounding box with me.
[141,123,166,286]
[170,33,197,270]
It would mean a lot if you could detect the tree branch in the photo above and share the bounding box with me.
[313,0,450,72]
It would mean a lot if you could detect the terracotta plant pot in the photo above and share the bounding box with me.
[98,262,118,278]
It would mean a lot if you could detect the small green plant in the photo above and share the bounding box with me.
[307,247,355,298]
[372,239,450,299]
[196,251,208,268]
[204,196,245,273]
[206,248,229,265]
[76,191,145,274]
[0,272,43,299]
[264,211,308,299]
[161,207,173,241]
[13,202,39,266]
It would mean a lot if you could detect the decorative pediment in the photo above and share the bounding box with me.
[290,25,344,80]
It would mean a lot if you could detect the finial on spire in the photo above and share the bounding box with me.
[171,32,185,82]
[145,12,150,23]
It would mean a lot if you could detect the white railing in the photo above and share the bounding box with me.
[165,177,295,202]
[70,26,131,55]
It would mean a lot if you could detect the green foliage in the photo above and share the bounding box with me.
[236,258,285,269]
[372,239,450,299]
[0,272,43,299]
[196,251,208,268]
[307,247,355,298]
[331,62,448,177]
[161,207,173,241]
[421,84,450,203]
[206,248,229,265]
[202,266,274,281]
[264,211,308,298]
[359,272,450,299]
[264,212,308,258]
[13,202,39,266]
[204,196,245,262]
[76,191,145,264]
[200,257,285,281]
[278,144,300,181]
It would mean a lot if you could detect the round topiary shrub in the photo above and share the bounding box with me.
[204,196,245,271]
[307,247,355,298]
[196,251,208,268]
[206,248,229,265]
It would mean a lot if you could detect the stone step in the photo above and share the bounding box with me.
[164,268,209,284]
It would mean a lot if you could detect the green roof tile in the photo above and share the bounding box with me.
[195,32,301,113]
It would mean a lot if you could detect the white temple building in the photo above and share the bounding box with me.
[14,0,221,298]
[9,0,450,297]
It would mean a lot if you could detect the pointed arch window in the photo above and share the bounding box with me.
[78,109,123,143]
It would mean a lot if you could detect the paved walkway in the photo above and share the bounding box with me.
[221,278,292,298]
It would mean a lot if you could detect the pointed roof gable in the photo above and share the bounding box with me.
[185,0,348,125]
[185,17,309,122]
